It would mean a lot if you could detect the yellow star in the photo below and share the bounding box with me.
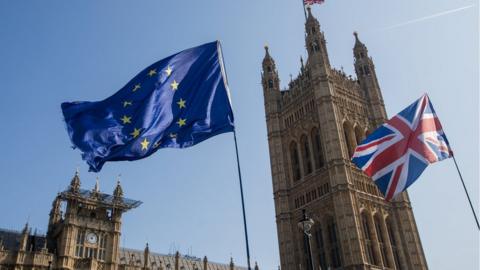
[123,101,132,107]
[176,118,186,127]
[121,115,132,124]
[148,69,157,77]
[140,138,150,151]
[169,133,177,138]
[177,98,186,109]
[130,128,141,138]
[132,84,141,92]
[170,80,179,91]
[165,66,172,76]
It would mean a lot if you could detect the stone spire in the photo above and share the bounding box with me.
[229,257,234,270]
[352,31,387,125]
[19,222,29,251]
[254,261,259,270]
[203,256,208,270]
[94,177,100,193]
[114,179,124,199]
[262,45,277,72]
[69,169,81,193]
[175,251,180,270]
[304,5,330,72]
[91,176,100,198]
[144,243,150,269]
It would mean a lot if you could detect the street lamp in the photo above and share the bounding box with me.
[298,209,315,270]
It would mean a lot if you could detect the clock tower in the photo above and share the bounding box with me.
[47,171,141,270]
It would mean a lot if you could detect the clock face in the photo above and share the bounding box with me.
[86,232,98,244]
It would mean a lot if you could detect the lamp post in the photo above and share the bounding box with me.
[298,209,315,270]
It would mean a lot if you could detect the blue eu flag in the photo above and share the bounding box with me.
[62,41,234,172]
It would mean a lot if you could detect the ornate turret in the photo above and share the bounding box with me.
[69,169,81,193]
[203,256,208,270]
[305,6,330,72]
[91,177,100,199]
[113,180,124,199]
[19,223,29,251]
[352,31,387,126]
[262,46,280,91]
[261,45,281,118]
[143,243,150,269]
[175,251,180,270]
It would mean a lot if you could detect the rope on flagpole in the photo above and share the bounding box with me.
[452,155,480,230]
[233,129,252,270]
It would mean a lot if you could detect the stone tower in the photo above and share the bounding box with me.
[262,7,428,270]
[46,171,141,270]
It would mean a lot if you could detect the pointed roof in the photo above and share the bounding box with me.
[114,179,124,198]
[69,169,81,193]
[353,31,367,50]
[262,45,275,66]
[305,6,319,26]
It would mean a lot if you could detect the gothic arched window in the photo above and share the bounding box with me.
[313,41,320,52]
[375,215,389,267]
[290,141,301,182]
[315,225,327,270]
[354,125,365,146]
[268,79,274,89]
[364,65,370,75]
[300,135,312,175]
[311,128,325,169]
[387,219,402,270]
[361,212,375,265]
[327,218,342,268]
[343,121,355,158]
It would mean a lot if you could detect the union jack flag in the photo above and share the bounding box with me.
[304,0,325,5]
[352,94,452,201]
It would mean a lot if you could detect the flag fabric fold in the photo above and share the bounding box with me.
[304,0,325,5]
[62,41,234,172]
[352,94,452,201]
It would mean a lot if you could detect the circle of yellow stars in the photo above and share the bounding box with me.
[119,65,189,152]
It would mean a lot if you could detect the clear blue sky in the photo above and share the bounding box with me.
[0,1,477,269]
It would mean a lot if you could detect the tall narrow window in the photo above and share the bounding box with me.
[268,79,274,88]
[311,128,325,169]
[301,135,312,175]
[98,234,108,261]
[290,142,301,181]
[315,226,327,270]
[387,219,402,270]
[354,125,364,146]
[364,65,370,75]
[327,219,342,268]
[375,215,389,267]
[361,213,375,264]
[343,121,355,158]
[75,230,85,258]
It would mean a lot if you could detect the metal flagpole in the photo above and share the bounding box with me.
[216,40,252,270]
[301,0,307,20]
[233,129,252,270]
[452,155,480,230]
